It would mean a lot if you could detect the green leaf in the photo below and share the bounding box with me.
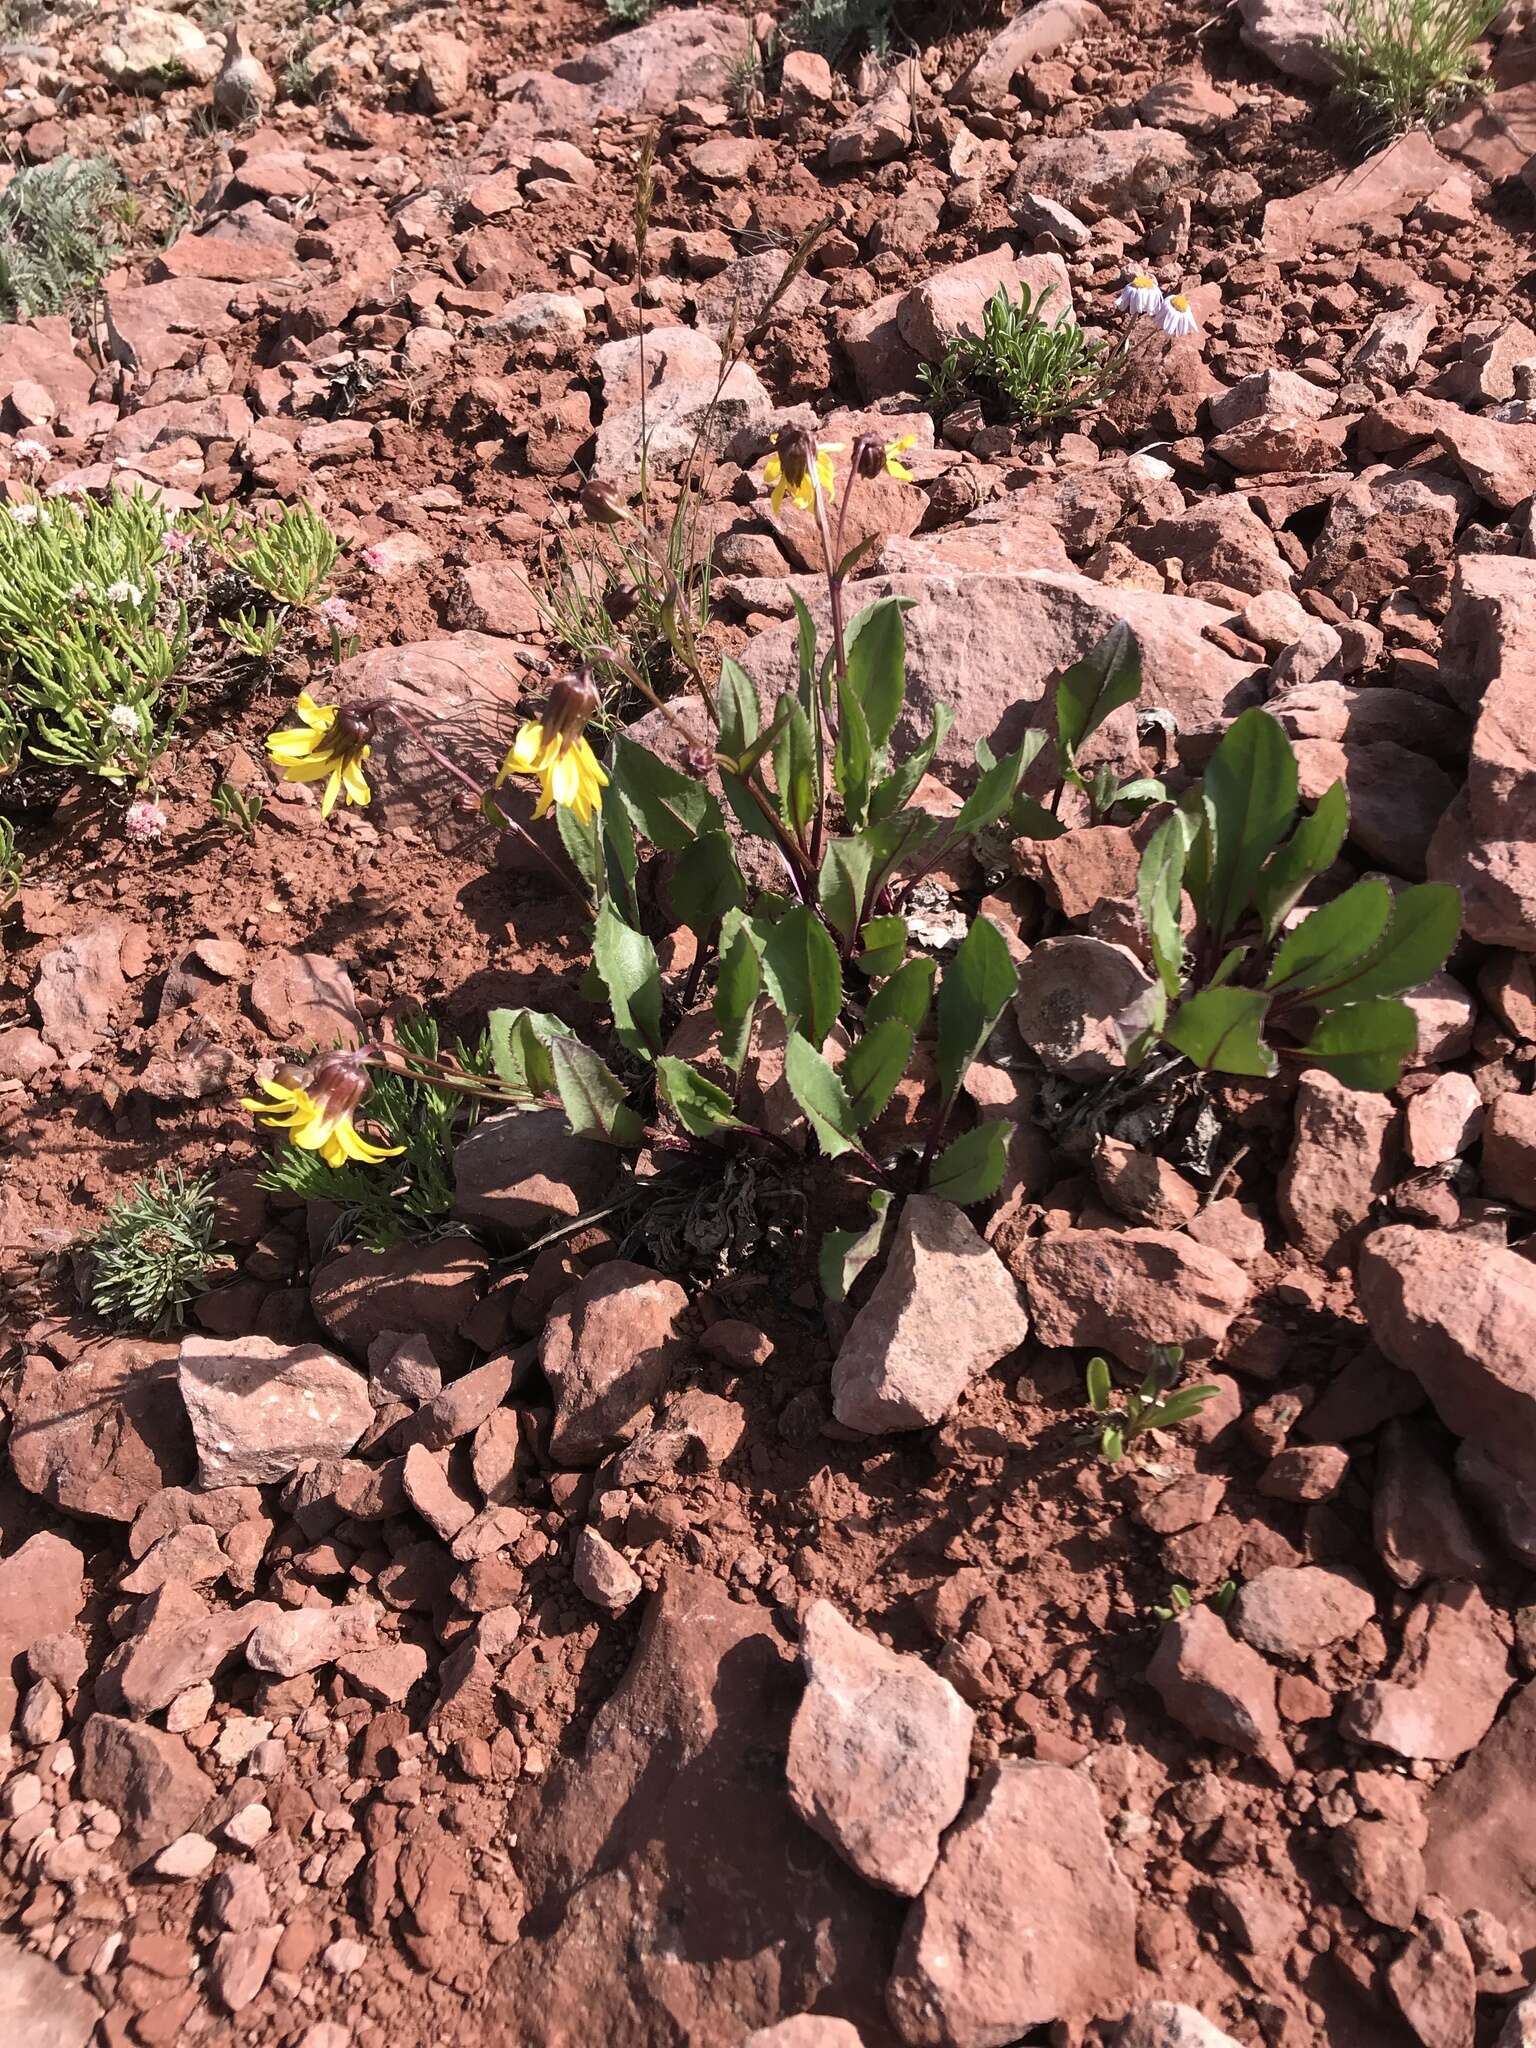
[713,911,760,1076]
[601,789,640,925]
[549,1035,644,1145]
[1008,791,1068,840]
[486,1007,563,1095]
[1305,883,1461,1007]
[1265,878,1391,995]
[819,835,876,945]
[783,1031,855,1157]
[655,1055,744,1138]
[834,669,873,830]
[951,733,1041,835]
[732,693,793,779]
[1163,987,1276,1078]
[928,1118,1010,1204]
[1201,709,1298,943]
[843,595,911,756]
[1086,1356,1112,1412]
[856,914,907,979]
[1101,1426,1125,1462]
[1143,1387,1220,1430]
[592,901,663,1059]
[556,800,604,901]
[819,1189,892,1303]
[790,590,819,708]
[669,829,745,938]
[867,953,936,1035]
[1055,620,1142,770]
[935,915,1018,1108]
[869,702,953,823]
[611,736,721,850]
[1294,997,1418,1090]
[716,654,760,761]
[1254,780,1348,939]
[772,696,818,841]
[1138,809,1193,999]
[841,1018,913,1130]
[759,904,842,1047]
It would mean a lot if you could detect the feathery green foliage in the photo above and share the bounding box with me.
[920,282,1123,426]
[0,155,123,323]
[1328,0,1498,128]
[86,1170,229,1331]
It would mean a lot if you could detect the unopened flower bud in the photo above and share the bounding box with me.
[685,744,714,777]
[603,583,641,627]
[545,666,602,750]
[852,433,888,481]
[773,425,816,493]
[333,707,376,751]
[581,481,630,526]
[307,1048,371,1122]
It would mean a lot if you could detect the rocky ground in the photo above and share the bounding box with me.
[3,0,1536,2042]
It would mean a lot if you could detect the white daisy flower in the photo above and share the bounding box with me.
[108,703,142,734]
[1117,273,1164,318]
[1160,293,1199,339]
[105,579,146,606]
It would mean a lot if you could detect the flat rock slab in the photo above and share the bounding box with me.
[79,1713,211,1861]
[1424,1678,1536,1951]
[541,1261,689,1466]
[0,1936,102,2048]
[12,1338,192,1522]
[1262,132,1458,261]
[178,1333,372,1486]
[887,1759,1138,2043]
[787,1599,974,1896]
[1342,1581,1512,1762]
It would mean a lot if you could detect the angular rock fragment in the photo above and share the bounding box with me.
[541,1262,688,1466]
[1343,1582,1511,1762]
[1013,1228,1250,1369]
[178,1333,372,1486]
[1147,1606,1291,1777]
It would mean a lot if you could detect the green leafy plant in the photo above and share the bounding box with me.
[540,487,713,704]
[0,818,22,910]
[1327,0,1497,129]
[210,779,264,839]
[0,490,345,789]
[786,0,893,59]
[1085,1347,1219,1463]
[257,1014,492,1252]
[919,283,1125,427]
[0,155,123,323]
[1154,1578,1236,1623]
[606,0,654,22]
[85,1170,230,1331]
[1134,708,1461,1088]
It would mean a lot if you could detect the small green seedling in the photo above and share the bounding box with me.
[211,780,263,839]
[1085,1345,1220,1463]
[1154,1578,1236,1623]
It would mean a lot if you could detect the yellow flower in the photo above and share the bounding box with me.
[242,1076,403,1169]
[880,434,917,482]
[498,722,609,828]
[762,433,841,516]
[266,693,373,819]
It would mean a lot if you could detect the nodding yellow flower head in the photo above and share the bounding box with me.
[763,426,841,516]
[242,1066,401,1169]
[266,693,373,819]
[497,670,609,828]
[853,431,917,483]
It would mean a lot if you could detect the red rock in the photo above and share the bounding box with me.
[1010,127,1194,211]
[1357,1226,1536,1466]
[1116,2007,1244,2048]
[1432,409,1536,514]
[487,1568,897,2043]
[1405,1072,1484,1168]
[1374,1420,1490,1588]
[897,249,1070,364]
[105,1591,280,1716]
[1331,1818,1425,1930]
[1258,1443,1348,1502]
[1231,1565,1374,1659]
[401,1444,475,1540]
[1425,1679,1536,1950]
[1013,1227,1250,1369]
[542,1262,688,1467]
[150,233,295,282]
[1497,1991,1536,2048]
[336,1644,427,1705]
[178,1333,371,1485]
[246,1600,382,1678]
[1013,937,1160,1078]
[0,1936,101,2047]
[572,1528,642,1615]
[32,921,130,1058]
[80,1714,211,1861]
[1387,1903,1476,2048]
[1134,496,1295,596]
[408,1352,516,1452]
[1483,1094,1536,1209]
[831,1196,1028,1435]
[1146,1605,1291,1778]
[310,1238,489,1368]
[452,1110,619,1234]
[1303,467,1469,610]
[786,1600,974,1899]
[1291,735,1458,879]
[1455,1441,1536,1569]
[1343,1581,1512,1762]
[0,1532,83,1726]
[246,949,361,1047]
[949,0,1106,104]
[1092,1138,1200,1228]
[744,2024,865,2048]
[886,1759,1137,2043]
[1262,130,1457,259]
[700,1319,773,1369]
[12,1338,192,1522]
[209,1926,281,2013]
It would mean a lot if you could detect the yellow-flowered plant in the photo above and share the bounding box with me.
[498,720,609,828]
[265,691,373,818]
[243,1073,401,1168]
[763,433,840,515]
